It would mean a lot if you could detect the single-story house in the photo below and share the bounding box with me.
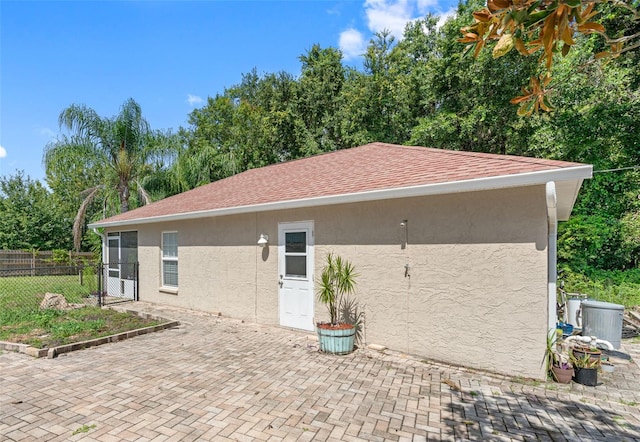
[89,142,592,379]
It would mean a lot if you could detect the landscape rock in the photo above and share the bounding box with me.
[40,293,69,310]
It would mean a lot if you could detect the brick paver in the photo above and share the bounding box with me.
[1,302,639,441]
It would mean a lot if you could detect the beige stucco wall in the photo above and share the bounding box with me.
[108,185,550,379]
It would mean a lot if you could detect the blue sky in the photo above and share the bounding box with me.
[0,0,457,182]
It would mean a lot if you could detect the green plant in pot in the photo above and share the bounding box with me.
[545,334,573,384]
[570,350,600,386]
[570,344,602,366]
[316,253,360,355]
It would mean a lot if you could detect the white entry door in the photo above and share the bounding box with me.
[278,221,314,331]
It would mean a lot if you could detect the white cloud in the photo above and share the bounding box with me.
[339,0,458,60]
[364,0,416,40]
[326,4,342,16]
[187,94,204,106]
[417,0,440,12]
[39,127,56,139]
[364,0,456,37]
[339,28,367,60]
[0,145,6,158]
[436,7,456,28]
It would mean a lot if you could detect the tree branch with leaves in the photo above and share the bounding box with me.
[459,0,640,115]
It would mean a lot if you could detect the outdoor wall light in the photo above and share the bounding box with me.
[400,220,408,248]
[257,233,269,248]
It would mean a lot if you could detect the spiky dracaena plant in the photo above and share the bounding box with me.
[316,253,358,325]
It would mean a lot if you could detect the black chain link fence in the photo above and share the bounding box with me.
[0,265,101,314]
[0,262,139,316]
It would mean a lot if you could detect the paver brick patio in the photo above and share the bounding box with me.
[1,302,639,441]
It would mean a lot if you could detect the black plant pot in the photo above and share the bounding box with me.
[573,367,598,386]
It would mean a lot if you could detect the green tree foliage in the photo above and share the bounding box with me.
[173,1,638,275]
[460,0,640,115]
[439,0,639,273]
[534,22,640,274]
[410,3,541,154]
[0,171,71,250]
[44,98,178,250]
[297,45,347,151]
[174,70,294,191]
[559,215,628,271]
[31,0,636,278]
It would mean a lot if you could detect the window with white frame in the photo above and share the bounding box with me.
[162,232,178,288]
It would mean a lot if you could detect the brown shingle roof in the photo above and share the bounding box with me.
[91,143,590,226]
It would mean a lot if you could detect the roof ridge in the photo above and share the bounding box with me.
[361,142,578,167]
[90,143,590,227]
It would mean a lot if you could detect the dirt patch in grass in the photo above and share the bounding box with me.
[0,307,161,349]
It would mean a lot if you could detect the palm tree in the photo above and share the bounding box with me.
[44,98,177,250]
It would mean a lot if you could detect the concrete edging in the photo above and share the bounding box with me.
[0,309,179,359]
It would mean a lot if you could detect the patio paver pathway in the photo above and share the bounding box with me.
[1,302,639,441]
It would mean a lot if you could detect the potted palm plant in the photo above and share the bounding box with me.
[316,253,359,355]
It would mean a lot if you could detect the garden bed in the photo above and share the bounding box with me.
[0,306,178,358]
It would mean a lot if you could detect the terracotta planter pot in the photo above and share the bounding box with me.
[571,347,602,367]
[316,323,355,355]
[551,365,574,384]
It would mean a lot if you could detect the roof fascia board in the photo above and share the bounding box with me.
[89,165,593,229]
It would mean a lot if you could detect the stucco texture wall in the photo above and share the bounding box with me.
[112,185,549,379]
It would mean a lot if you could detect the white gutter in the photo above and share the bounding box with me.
[89,165,592,229]
[546,182,558,335]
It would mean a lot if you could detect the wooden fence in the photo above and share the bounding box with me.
[0,250,98,276]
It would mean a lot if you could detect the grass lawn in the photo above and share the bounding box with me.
[0,274,94,309]
[0,274,160,349]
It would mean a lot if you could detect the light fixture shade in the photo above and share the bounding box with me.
[257,233,269,247]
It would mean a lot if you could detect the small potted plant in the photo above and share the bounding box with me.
[552,360,574,383]
[570,351,600,386]
[545,335,573,383]
[316,253,359,355]
[571,344,602,365]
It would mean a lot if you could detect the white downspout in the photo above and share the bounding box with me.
[92,227,107,302]
[546,182,558,335]
[92,227,106,264]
